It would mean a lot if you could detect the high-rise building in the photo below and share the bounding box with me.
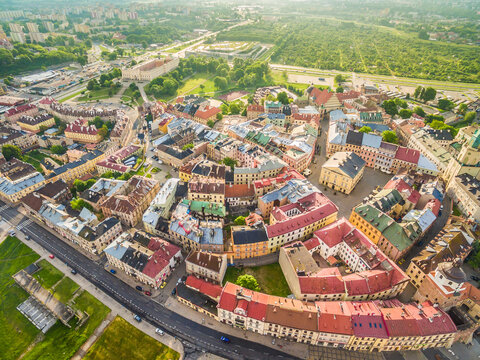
[9,23,23,33]
[26,22,39,33]
[10,31,26,44]
[30,32,45,43]
[43,21,54,32]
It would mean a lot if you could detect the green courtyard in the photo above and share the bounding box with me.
[223,263,291,297]
[0,236,111,360]
[85,316,180,360]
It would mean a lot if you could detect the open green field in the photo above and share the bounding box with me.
[85,316,180,360]
[53,277,80,303]
[0,236,111,360]
[177,73,216,96]
[223,263,291,297]
[0,236,41,360]
[33,259,64,289]
[76,86,120,102]
[59,89,85,103]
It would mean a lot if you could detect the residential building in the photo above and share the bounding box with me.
[231,225,269,260]
[142,178,179,235]
[0,126,37,151]
[306,87,342,115]
[185,250,227,284]
[266,192,338,252]
[247,104,264,119]
[447,174,480,221]
[169,219,224,253]
[0,159,45,203]
[46,150,105,184]
[65,119,102,143]
[319,152,365,194]
[5,104,38,122]
[16,114,55,133]
[279,218,409,301]
[188,178,225,205]
[104,232,182,288]
[96,145,142,174]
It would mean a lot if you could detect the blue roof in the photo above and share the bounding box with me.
[169,220,223,245]
[362,123,390,133]
[403,209,436,233]
[0,173,45,195]
[417,154,438,172]
[330,110,348,122]
[361,133,382,148]
[49,150,103,178]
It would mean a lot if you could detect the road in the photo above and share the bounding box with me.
[0,201,296,360]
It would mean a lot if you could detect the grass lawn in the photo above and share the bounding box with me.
[33,259,64,289]
[23,291,111,360]
[23,155,44,174]
[59,89,84,103]
[0,236,41,360]
[77,86,120,102]
[177,73,215,96]
[85,316,180,360]
[53,277,80,303]
[223,263,291,297]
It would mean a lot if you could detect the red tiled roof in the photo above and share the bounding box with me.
[425,198,441,217]
[218,282,268,321]
[195,106,221,120]
[185,275,223,300]
[65,119,98,135]
[247,104,264,112]
[346,302,389,339]
[316,301,353,335]
[380,305,420,337]
[39,97,55,105]
[394,147,420,164]
[336,90,361,102]
[253,168,303,189]
[142,238,181,279]
[310,87,335,107]
[5,103,36,117]
[415,302,457,335]
[299,270,345,295]
[225,184,254,198]
[303,236,320,251]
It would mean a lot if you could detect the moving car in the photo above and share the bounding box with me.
[220,336,230,344]
[110,269,117,274]
[155,328,164,336]
[135,285,143,291]
[49,254,55,259]
[133,315,141,322]
[160,282,167,289]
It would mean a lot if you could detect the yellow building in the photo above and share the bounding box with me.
[231,226,269,259]
[319,152,365,194]
[47,150,105,184]
[65,120,102,144]
[17,114,55,133]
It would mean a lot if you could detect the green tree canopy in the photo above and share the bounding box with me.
[216,112,223,121]
[234,216,246,226]
[182,143,194,150]
[422,87,437,102]
[336,86,344,93]
[358,126,372,134]
[50,145,67,154]
[438,98,455,111]
[222,157,238,170]
[413,106,426,117]
[399,109,413,119]
[235,274,260,291]
[2,144,22,161]
[381,130,399,144]
[276,91,289,105]
[207,119,215,128]
[382,99,398,116]
[465,112,477,124]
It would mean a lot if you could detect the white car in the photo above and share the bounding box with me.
[155,328,164,336]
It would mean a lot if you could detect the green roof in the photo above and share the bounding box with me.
[354,204,416,252]
[182,199,225,217]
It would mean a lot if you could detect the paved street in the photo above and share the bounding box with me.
[0,201,297,360]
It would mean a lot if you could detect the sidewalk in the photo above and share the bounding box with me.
[164,296,310,359]
[13,228,185,359]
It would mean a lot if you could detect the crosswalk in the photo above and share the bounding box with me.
[17,218,33,231]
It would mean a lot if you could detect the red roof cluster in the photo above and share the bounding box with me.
[247,104,265,113]
[65,119,99,136]
[336,90,361,102]
[225,184,255,198]
[309,87,337,107]
[142,238,181,279]
[253,168,304,190]
[194,106,221,120]
[5,103,37,117]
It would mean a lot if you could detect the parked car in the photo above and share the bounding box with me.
[155,328,164,336]
[144,291,152,296]
[471,275,480,282]
[135,285,143,291]
[71,269,77,275]
[220,336,230,344]
[8,230,15,236]
[49,254,55,259]
[133,315,141,322]
[110,269,117,274]
[171,288,176,296]
[25,235,30,240]
[160,282,167,289]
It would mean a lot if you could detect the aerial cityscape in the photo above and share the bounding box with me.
[0,1,480,360]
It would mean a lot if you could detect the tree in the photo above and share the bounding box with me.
[422,87,437,102]
[207,119,215,128]
[334,74,346,84]
[98,125,108,139]
[458,103,468,116]
[70,198,93,212]
[359,126,372,134]
[394,98,407,109]
[222,157,238,170]
[182,143,194,150]
[220,103,229,115]
[234,216,246,225]
[336,86,344,93]
[50,145,66,154]
[381,130,398,144]
[438,98,455,111]
[465,112,477,124]
[2,144,22,161]
[382,99,398,116]
[276,91,289,105]
[235,274,260,291]
[213,76,228,90]
[216,112,223,121]
[413,86,422,99]
[418,30,429,40]
[413,106,426,118]
[399,109,413,119]
[229,103,241,115]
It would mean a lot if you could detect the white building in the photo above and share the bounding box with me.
[122,57,179,82]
